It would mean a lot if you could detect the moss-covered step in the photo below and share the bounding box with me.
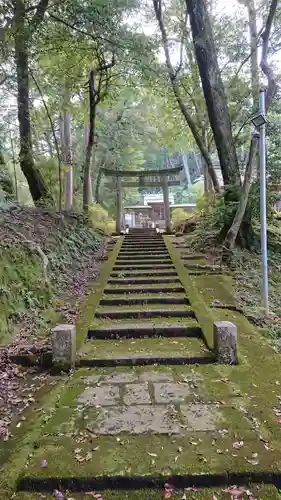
[95,307,195,320]
[110,270,178,277]
[99,296,188,306]
[87,318,201,339]
[113,264,175,270]
[102,292,186,299]
[12,484,281,499]
[79,336,212,365]
[108,277,180,285]
[118,256,171,262]
[17,416,281,489]
[191,274,236,307]
[116,259,172,265]
[104,285,185,294]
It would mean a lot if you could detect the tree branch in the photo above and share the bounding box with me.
[49,13,123,49]
[30,68,62,212]
[153,0,219,192]
[31,0,49,31]
[261,0,278,110]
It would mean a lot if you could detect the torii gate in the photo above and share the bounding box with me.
[100,166,183,234]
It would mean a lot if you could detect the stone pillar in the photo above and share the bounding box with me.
[162,175,171,233]
[116,175,122,234]
[213,321,238,365]
[52,324,76,370]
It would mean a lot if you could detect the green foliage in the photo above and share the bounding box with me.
[88,203,115,235]
[171,207,190,229]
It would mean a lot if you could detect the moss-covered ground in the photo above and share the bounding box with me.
[11,485,281,499]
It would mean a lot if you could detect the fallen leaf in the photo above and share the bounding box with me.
[246,458,259,465]
[85,451,92,461]
[53,490,64,500]
[233,441,244,449]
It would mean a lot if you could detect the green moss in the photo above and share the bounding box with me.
[0,247,53,343]
[192,274,236,307]
[164,236,215,349]
[79,336,211,359]
[20,421,281,480]
[75,236,124,349]
[11,485,281,499]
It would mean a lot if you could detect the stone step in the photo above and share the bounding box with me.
[124,240,163,243]
[123,243,164,246]
[95,307,195,320]
[100,296,188,306]
[120,248,167,252]
[113,264,174,270]
[117,254,170,260]
[88,321,201,339]
[116,259,172,266]
[108,277,180,285]
[110,270,177,277]
[104,285,185,294]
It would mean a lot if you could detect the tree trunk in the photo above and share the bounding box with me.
[248,0,259,107]
[63,109,73,210]
[83,121,94,210]
[83,71,96,211]
[186,0,241,187]
[223,0,278,251]
[14,5,51,205]
[153,0,220,192]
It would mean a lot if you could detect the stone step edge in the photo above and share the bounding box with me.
[17,473,281,493]
[95,308,195,320]
[103,287,185,294]
[110,272,177,277]
[87,323,201,339]
[108,279,181,284]
[78,354,215,367]
[99,296,188,306]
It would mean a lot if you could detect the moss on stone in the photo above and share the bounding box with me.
[75,236,124,349]
[79,336,209,359]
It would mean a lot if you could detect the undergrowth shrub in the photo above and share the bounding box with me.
[171,208,192,229]
[88,203,115,234]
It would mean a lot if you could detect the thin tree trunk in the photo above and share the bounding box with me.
[186,0,241,187]
[63,108,73,210]
[83,70,96,211]
[153,0,219,192]
[248,0,259,107]
[14,2,51,205]
[10,130,18,200]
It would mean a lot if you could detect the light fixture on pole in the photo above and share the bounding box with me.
[251,112,267,128]
[250,88,269,315]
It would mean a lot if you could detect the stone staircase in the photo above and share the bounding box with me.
[14,229,281,499]
[83,228,214,366]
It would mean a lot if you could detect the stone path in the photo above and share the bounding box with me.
[13,230,281,499]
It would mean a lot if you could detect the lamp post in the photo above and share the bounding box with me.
[250,88,269,314]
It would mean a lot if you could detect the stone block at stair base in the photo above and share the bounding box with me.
[52,324,76,370]
[214,321,238,364]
